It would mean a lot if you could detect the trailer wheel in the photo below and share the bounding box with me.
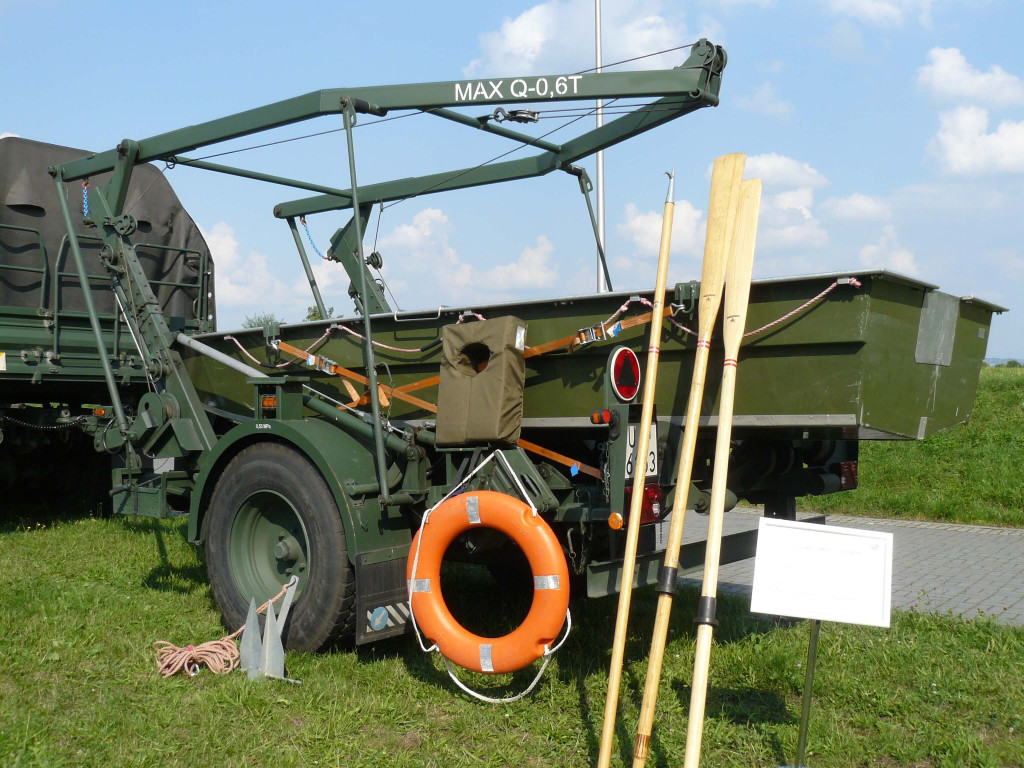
[205,442,355,652]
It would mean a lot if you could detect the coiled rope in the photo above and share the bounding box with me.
[153,582,290,678]
[153,638,240,677]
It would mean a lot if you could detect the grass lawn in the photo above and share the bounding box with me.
[803,366,1024,527]
[1,514,1021,768]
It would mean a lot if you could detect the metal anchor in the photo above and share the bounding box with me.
[239,575,301,683]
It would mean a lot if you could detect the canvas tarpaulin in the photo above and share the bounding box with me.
[0,137,214,326]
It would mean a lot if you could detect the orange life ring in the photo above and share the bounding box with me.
[407,490,570,674]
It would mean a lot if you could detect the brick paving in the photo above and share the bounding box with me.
[675,507,1024,626]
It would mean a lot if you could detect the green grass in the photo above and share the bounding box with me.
[2,515,1022,767]
[803,366,1024,527]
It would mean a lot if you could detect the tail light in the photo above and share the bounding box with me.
[837,461,858,490]
[623,484,664,525]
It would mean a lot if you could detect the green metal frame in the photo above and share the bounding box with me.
[48,39,725,535]
[57,42,723,185]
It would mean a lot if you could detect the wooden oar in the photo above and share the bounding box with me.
[596,172,677,768]
[681,177,762,768]
[631,153,745,767]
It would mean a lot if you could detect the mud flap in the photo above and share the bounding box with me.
[355,552,412,645]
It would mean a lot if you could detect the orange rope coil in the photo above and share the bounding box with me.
[154,582,290,678]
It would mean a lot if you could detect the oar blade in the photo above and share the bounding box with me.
[722,178,762,352]
[697,153,746,337]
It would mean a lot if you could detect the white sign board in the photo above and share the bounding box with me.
[750,518,893,627]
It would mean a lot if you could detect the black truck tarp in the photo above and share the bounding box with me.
[0,136,214,326]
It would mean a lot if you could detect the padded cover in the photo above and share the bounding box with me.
[436,316,527,447]
[0,136,214,325]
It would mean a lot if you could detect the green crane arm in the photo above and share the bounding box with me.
[273,91,712,219]
[47,38,726,483]
[56,40,724,185]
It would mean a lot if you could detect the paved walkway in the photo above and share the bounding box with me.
[676,507,1024,626]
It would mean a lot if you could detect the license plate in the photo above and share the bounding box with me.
[625,422,658,479]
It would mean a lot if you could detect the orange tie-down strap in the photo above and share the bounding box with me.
[387,305,669,399]
[274,340,602,480]
[276,340,439,413]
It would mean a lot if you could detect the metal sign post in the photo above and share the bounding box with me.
[790,619,822,768]
[750,518,894,768]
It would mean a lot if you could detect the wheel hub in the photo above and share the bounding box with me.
[274,534,302,563]
[228,490,309,602]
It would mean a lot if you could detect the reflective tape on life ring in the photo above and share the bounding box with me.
[407,490,570,674]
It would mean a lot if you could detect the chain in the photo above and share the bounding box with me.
[599,441,611,502]
[299,217,326,259]
[82,181,89,217]
[376,361,395,426]
[567,527,580,575]
[566,524,592,577]
[0,414,88,432]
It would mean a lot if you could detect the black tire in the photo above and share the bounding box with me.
[205,442,356,651]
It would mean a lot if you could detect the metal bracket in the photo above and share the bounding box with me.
[105,214,137,236]
[573,320,620,350]
[673,280,700,315]
[492,107,539,124]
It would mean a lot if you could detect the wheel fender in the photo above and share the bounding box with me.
[188,419,385,560]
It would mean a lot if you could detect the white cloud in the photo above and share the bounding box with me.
[465,4,556,77]
[378,208,473,301]
[770,188,815,220]
[859,225,919,275]
[827,0,934,26]
[745,153,829,188]
[464,0,703,77]
[201,221,290,308]
[930,106,1024,175]
[485,235,559,289]
[822,193,892,220]
[739,155,830,252]
[918,48,1024,107]
[735,82,793,118]
[371,208,566,305]
[618,199,704,257]
[0,132,19,140]
[758,219,829,251]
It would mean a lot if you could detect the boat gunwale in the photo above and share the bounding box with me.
[192,268,1003,341]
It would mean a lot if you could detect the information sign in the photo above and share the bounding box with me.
[751,518,893,628]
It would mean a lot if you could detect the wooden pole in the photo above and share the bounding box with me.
[596,172,676,768]
[681,177,762,768]
[630,153,745,767]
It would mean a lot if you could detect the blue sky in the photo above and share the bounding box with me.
[2,0,1022,357]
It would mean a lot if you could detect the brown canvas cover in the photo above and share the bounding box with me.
[0,136,215,325]
[435,316,527,447]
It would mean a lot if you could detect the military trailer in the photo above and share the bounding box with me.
[0,40,1003,668]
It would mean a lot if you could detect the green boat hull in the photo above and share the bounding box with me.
[183,270,1000,442]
